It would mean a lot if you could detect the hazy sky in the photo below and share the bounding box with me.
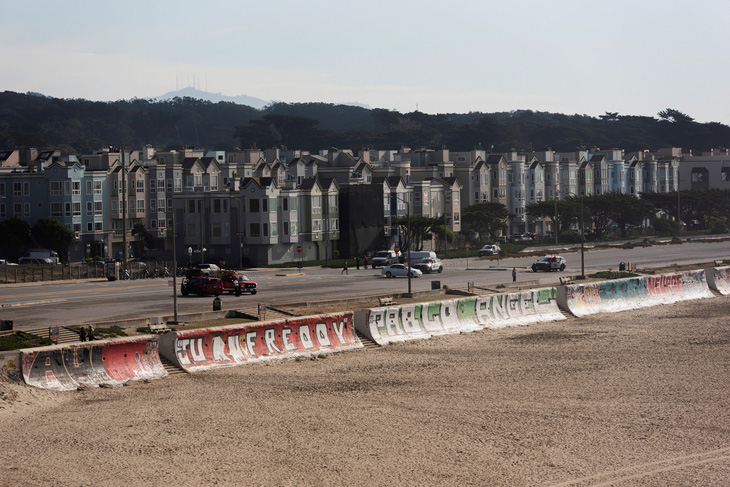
[3,0,729,124]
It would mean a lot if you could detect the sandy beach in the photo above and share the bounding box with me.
[1,294,729,486]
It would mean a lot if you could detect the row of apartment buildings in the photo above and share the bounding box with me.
[1,145,728,265]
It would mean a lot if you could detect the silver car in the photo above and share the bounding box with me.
[381,263,423,278]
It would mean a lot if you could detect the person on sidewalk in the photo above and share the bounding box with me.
[356,255,360,270]
[512,267,517,282]
[342,260,348,275]
[88,324,95,341]
[79,326,87,342]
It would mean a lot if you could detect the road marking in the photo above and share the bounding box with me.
[0,282,162,299]
[0,298,67,308]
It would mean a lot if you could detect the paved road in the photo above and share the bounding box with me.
[0,239,727,330]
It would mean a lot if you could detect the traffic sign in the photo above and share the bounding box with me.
[296,245,302,253]
[465,243,470,250]
[394,245,400,253]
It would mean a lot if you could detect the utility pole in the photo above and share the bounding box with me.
[407,199,412,297]
[121,148,127,276]
[199,198,204,263]
[443,211,447,258]
[554,196,559,244]
[580,197,585,278]
[170,209,178,324]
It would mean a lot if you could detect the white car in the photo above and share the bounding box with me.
[194,263,221,275]
[381,263,422,278]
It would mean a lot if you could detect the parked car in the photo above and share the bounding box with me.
[194,263,221,275]
[221,273,258,294]
[413,257,443,274]
[531,255,567,272]
[477,244,501,257]
[371,250,400,268]
[181,276,223,296]
[19,257,54,265]
[0,259,18,266]
[381,263,423,278]
[18,249,59,264]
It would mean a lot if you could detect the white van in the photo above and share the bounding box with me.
[404,251,437,263]
[371,250,399,268]
[18,249,59,265]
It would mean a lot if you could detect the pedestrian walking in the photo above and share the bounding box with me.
[512,267,517,282]
[363,255,368,268]
[88,324,95,341]
[356,255,360,270]
[79,326,87,342]
[233,276,241,296]
[342,259,349,275]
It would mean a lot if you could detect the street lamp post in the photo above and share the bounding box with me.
[406,203,412,296]
[394,193,412,297]
[677,187,681,237]
[580,197,585,279]
[554,197,559,244]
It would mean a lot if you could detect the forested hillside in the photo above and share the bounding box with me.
[1,91,728,155]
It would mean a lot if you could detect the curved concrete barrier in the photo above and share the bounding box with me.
[707,266,730,295]
[355,298,480,346]
[158,312,360,373]
[476,288,564,329]
[20,337,166,391]
[558,270,714,317]
[355,288,563,345]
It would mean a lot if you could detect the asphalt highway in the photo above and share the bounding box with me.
[0,238,727,330]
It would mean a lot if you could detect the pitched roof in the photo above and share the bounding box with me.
[386,176,403,188]
[317,177,340,191]
[298,178,320,191]
[241,177,275,189]
[182,157,199,170]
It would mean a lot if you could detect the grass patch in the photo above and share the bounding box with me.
[182,317,256,329]
[0,332,54,351]
[590,271,639,280]
[94,326,127,338]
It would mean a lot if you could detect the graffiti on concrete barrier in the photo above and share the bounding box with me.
[456,297,477,321]
[371,301,451,338]
[537,287,557,304]
[598,278,646,300]
[680,270,706,291]
[476,289,559,324]
[0,352,19,381]
[174,314,355,368]
[710,267,730,295]
[646,274,682,294]
[565,284,600,306]
[22,339,165,391]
